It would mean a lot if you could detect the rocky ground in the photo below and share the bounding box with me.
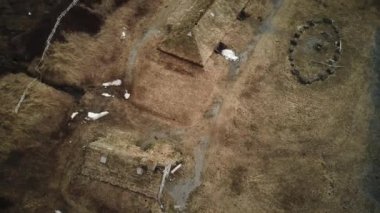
[0,0,380,212]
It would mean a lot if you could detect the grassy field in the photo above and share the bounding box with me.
[0,0,380,212]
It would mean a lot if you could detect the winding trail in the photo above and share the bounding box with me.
[166,0,285,209]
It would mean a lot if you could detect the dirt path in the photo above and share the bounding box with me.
[163,1,285,210]
[184,1,380,212]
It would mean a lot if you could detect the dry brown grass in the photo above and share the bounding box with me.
[3,0,377,212]
[36,0,160,88]
[0,73,74,161]
[186,0,380,212]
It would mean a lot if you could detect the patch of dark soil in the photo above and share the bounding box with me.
[0,145,69,212]
[237,9,250,21]
[0,197,14,210]
[134,3,149,18]
[229,166,248,195]
[9,23,57,62]
[277,181,308,211]
[114,0,129,9]
[41,79,85,101]
[0,148,53,185]
[370,0,380,10]
[358,0,380,10]
[9,4,104,62]
[3,150,25,167]
[8,69,85,100]
[1,0,107,76]
[81,0,102,9]
[0,0,66,73]
[214,42,228,54]
[59,6,103,35]
[0,56,21,76]
[98,205,119,213]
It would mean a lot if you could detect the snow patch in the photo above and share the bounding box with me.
[100,155,107,164]
[121,27,127,40]
[221,49,239,61]
[102,79,122,87]
[124,90,131,100]
[121,31,126,39]
[86,111,109,121]
[70,112,79,119]
[101,93,113,97]
[171,164,182,174]
[136,167,144,175]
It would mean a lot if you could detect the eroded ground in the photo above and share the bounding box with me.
[1,0,380,212]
